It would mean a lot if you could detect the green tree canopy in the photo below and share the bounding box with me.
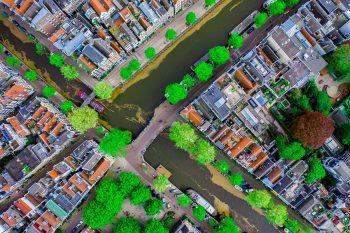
[120,67,133,80]
[96,178,124,215]
[305,158,326,183]
[94,82,113,100]
[6,56,21,68]
[169,122,198,151]
[327,45,350,80]
[205,0,216,7]
[314,92,332,115]
[99,128,132,157]
[35,42,47,55]
[191,138,216,165]
[268,0,286,15]
[112,217,141,233]
[276,135,305,160]
[229,173,245,186]
[42,85,56,98]
[60,65,79,80]
[192,205,206,221]
[117,171,141,196]
[181,74,196,89]
[0,43,4,53]
[165,28,177,41]
[228,34,244,49]
[144,199,163,215]
[288,89,311,111]
[145,47,156,60]
[96,126,104,135]
[215,160,230,173]
[194,61,214,81]
[209,46,230,66]
[165,83,188,104]
[130,184,151,205]
[284,0,300,7]
[177,195,193,207]
[284,218,300,233]
[254,12,268,28]
[265,204,288,225]
[24,70,37,82]
[213,217,241,233]
[59,100,73,113]
[144,219,168,233]
[246,190,272,209]
[49,53,65,67]
[68,106,98,133]
[129,58,141,72]
[153,175,169,192]
[82,199,115,229]
[186,12,197,25]
[335,122,350,145]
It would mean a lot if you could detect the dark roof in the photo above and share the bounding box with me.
[5,160,24,181]
[297,195,317,215]
[82,45,105,64]
[18,148,40,168]
[317,0,337,14]
[273,176,293,194]
[331,109,349,126]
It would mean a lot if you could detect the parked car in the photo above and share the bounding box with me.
[246,26,255,34]
[169,188,177,193]
[234,185,243,192]
[174,193,183,198]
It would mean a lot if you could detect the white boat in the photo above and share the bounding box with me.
[187,189,217,216]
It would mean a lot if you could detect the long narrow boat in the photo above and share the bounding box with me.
[187,189,217,216]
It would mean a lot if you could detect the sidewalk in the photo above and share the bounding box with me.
[103,0,215,88]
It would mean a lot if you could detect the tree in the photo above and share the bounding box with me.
[254,12,268,28]
[94,82,113,100]
[128,58,141,72]
[304,80,319,98]
[275,135,305,160]
[24,70,37,82]
[96,178,124,215]
[191,138,216,165]
[268,0,286,15]
[215,160,230,173]
[177,195,192,207]
[291,111,334,149]
[117,171,141,196]
[213,217,241,233]
[194,61,214,81]
[186,12,197,25]
[144,219,168,233]
[112,217,141,233]
[165,83,188,105]
[192,205,206,221]
[335,122,350,145]
[99,128,132,157]
[82,200,115,229]
[145,47,156,60]
[284,219,300,233]
[165,28,177,41]
[229,173,245,186]
[169,122,198,151]
[6,56,21,68]
[314,92,332,115]
[153,175,169,192]
[35,42,46,55]
[59,100,73,113]
[120,67,133,80]
[305,158,326,183]
[181,74,196,89]
[265,204,288,225]
[96,127,104,135]
[42,85,56,98]
[144,199,163,215]
[68,106,98,133]
[228,34,244,49]
[49,53,65,68]
[0,43,4,53]
[60,65,79,80]
[130,184,151,205]
[284,0,300,7]
[246,190,272,209]
[209,46,230,66]
[163,216,173,229]
[205,0,216,7]
[288,89,311,111]
[327,45,350,80]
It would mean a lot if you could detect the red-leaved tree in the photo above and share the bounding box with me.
[291,111,334,149]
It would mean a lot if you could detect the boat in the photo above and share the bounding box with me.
[187,189,217,216]
[77,90,104,113]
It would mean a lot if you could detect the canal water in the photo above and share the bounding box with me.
[144,134,278,233]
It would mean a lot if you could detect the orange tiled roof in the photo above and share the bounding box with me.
[7,116,28,136]
[220,130,234,145]
[90,0,107,16]
[1,183,11,193]
[110,41,122,53]
[52,122,64,136]
[69,174,89,193]
[249,152,268,171]
[248,143,262,157]
[2,213,17,227]
[31,106,46,119]
[39,132,51,148]
[79,56,97,70]
[42,210,60,228]
[119,7,132,20]
[97,28,108,39]
[64,156,79,171]
[35,218,52,232]
[181,106,203,126]
[89,158,110,181]
[24,194,41,207]
[37,111,52,125]
[229,137,251,158]
[47,170,59,179]
[16,0,33,16]
[235,69,254,91]
[101,0,114,9]
[2,0,16,7]
[211,125,229,142]
[62,182,76,197]
[49,28,65,42]
[14,199,32,215]
[4,85,28,99]
[300,28,316,46]
[268,167,282,183]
